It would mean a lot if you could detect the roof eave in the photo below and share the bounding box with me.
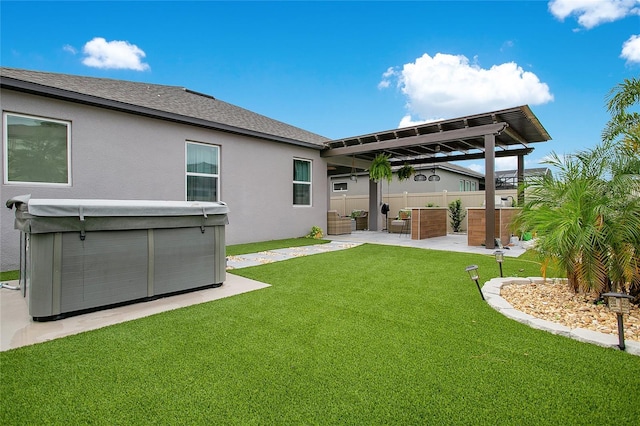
[1,76,324,150]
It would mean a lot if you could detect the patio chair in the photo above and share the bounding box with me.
[353,210,368,230]
[390,209,411,236]
[327,210,352,235]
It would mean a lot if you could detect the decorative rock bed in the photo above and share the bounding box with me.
[482,277,640,356]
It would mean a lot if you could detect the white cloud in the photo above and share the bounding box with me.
[495,157,518,171]
[398,115,429,128]
[621,34,640,63]
[548,0,640,29]
[380,53,553,123]
[500,40,515,52]
[377,80,391,89]
[467,163,484,174]
[63,44,77,55]
[82,37,150,71]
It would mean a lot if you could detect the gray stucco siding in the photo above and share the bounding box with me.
[1,89,326,271]
[329,168,481,196]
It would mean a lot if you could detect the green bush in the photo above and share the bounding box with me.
[448,199,466,232]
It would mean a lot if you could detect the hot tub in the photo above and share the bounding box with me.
[6,195,229,321]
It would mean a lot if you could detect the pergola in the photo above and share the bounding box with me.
[321,105,551,249]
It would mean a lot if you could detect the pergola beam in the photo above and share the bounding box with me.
[387,147,534,166]
[321,123,508,158]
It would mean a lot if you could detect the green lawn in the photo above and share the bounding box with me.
[1,244,638,424]
[0,270,19,281]
[226,237,330,256]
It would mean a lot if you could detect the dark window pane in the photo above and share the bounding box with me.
[6,115,69,184]
[293,183,310,205]
[187,175,217,202]
[187,143,218,174]
[293,159,310,182]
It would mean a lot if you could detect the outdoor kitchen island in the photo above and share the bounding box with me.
[466,207,520,247]
[409,207,448,240]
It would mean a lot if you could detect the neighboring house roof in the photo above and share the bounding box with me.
[0,67,330,148]
[495,167,551,179]
[494,167,552,188]
[428,162,484,179]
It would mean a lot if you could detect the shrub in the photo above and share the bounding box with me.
[305,226,323,239]
[448,199,466,232]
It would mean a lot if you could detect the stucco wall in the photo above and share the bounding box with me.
[1,90,327,271]
[329,168,480,196]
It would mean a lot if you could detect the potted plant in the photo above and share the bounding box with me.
[397,163,415,181]
[369,153,393,183]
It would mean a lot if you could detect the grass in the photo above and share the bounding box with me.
[0,270,19,281]
[2,244,639,424]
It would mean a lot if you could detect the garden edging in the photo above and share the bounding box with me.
[482,277,640,356]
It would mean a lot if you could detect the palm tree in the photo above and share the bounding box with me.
[603,77,640,154]
[513,142,640,295]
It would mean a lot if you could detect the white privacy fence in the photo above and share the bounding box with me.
[329,189,518,233]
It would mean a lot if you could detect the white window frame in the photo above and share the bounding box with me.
[333,181,348,192]
[293,158,312,206]
[185,141,220,202]
[3,112,72,186]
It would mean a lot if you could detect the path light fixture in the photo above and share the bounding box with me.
[494,250,504,277]
[602,292,634,351]
[465,265,485,300]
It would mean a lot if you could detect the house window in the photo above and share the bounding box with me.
[465,180,470,191]
[333,182,347,192]
[471,181,476,191]
[186,141,219,202]
[459,180,464,192]
[3,112,71,185]
[293,158,312,206]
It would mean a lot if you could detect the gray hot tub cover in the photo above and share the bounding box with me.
[7,194,230,234]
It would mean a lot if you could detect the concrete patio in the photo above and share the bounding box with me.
[328,231,526,257]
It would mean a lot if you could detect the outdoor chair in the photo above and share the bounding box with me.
[353,210,368,230]
[390,209,411,236]
[327,210,352,235]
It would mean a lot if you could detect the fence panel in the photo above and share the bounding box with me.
[330,189,518,232]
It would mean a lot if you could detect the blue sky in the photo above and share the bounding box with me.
[2,1,639,173]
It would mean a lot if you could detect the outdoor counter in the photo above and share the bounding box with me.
[6,195,229,321]
[409,207,448,240]
[466,207,519,246]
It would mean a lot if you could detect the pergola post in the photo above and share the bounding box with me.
[517,154,525,206]
[484,133,496,249]
[368,178,380,231]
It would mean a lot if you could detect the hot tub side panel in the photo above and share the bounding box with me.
[152,225,226,295]
[59,230,149,314]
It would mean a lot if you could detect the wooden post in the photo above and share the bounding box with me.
[517,155,525,206]
[368,179,380,231]
[485,134,496,249]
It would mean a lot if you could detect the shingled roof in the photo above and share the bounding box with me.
[0,67,330,148]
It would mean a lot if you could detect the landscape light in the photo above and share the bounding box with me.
[465,265,485,301]
[494,250,504,277]
[602,292,634,351]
